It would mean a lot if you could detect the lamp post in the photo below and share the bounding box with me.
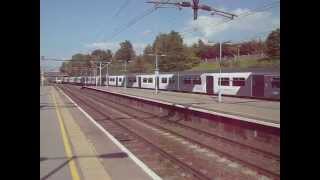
[124,60,127,89]
[95,67,97,86]
[84,72,87,86]
[105,62,111,88]
[99,61,102,86]
[208,40,231,103]
[148,53,166,95]
[95,61,111,87]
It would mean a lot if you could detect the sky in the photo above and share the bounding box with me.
[40,0,280,71]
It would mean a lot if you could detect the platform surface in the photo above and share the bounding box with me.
[86,86,280,126]
[40,86,155,180]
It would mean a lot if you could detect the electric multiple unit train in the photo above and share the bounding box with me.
[61,70,280,100]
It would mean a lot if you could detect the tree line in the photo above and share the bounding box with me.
[60,28,279,76]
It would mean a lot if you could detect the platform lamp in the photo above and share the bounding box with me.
[147,53,166,95]
[97,61,111,87]
[207,40,231,103]
[123,59,132,89]
[104,61,111,88]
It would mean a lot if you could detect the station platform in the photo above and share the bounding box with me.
[85,86,280,127]
[40,86,158,180]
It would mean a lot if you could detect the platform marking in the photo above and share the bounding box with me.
[51,89,81,180]
[58,87,162,180]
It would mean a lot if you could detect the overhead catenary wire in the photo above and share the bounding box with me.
[91,0,132,46]
[113,0,131,18]
[60,1,279,74]
[78,1,171,59]
[180,1,280,37]
[107,0,171,41]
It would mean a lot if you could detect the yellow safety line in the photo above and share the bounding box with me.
[51,88,81,180]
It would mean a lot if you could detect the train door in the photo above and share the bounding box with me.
[156,77,159,90]
[252,75,265,97]
[116,77,118,86]
[138,77,141,88]
[206,76,214,95]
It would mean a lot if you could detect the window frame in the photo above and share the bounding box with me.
[271,77,280,88]
[219,77,230,86]
[183,77,192,84]
[192,76,202,85]
[161,77,168,83]
[169,77,175,84]
[128,77,136,83]
[232,77,246,86]
[143,78,147,83]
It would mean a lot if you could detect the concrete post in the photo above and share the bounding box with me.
[218,41,222,103]
[155,55,158,94]
[99,61,102,86]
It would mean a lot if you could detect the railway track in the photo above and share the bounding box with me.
[85,86,279,156]
[59,85,211,180]
[81,86,280,178]
[59,85,279,180]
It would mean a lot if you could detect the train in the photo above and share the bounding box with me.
[60,70,280,100]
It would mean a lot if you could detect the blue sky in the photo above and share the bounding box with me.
[40,0,279,71]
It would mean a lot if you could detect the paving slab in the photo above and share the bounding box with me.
[41,86,156,180]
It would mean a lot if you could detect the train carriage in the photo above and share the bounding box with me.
[108,76,118,86]
[158,73,177,91]
[65,69,280,100]
[140,74,155,89]
[127,75,139,88]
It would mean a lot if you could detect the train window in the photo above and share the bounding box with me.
[148,78,153,83]
[128,78,136,83]
[219,78,230,86]
[169,77,175,84]
[183,77,192,84]
[119,78,122,82]
[233,77,245,86]
[193,77,201,85]
[271,77,280,88]
[161,77,167,83]
[143,78,147,83]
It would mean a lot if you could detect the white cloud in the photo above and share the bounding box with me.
[85,41,147,55]
[182,8,280,44]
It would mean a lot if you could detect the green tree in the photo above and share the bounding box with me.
[91,49,112,61]
[129,55,153,73]
[152,31,199,72]
[60,61,70,74]
[265,28,280,58]
[114,40,136,62]
[71,53,92,76]
[142,44,154,64]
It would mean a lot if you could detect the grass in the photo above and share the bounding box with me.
[189,57,280,71]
